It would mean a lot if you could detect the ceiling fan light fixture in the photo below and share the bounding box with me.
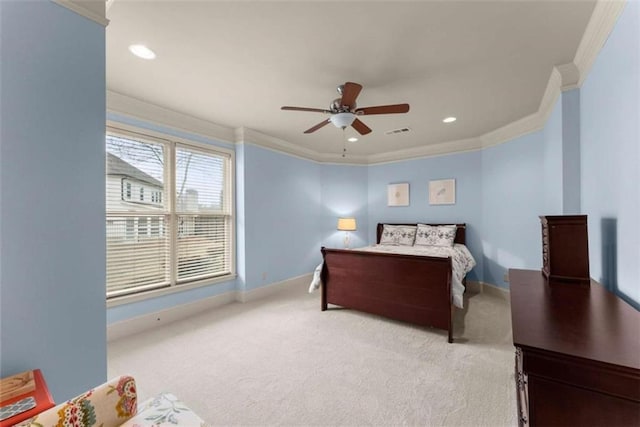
[330,112,356,129]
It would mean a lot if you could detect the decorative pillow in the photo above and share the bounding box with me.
[379,225,417,246]
[414,224,457,247]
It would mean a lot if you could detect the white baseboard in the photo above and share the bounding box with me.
[237,273,312,303]
[108,273,313,341]
[107,290,237,342]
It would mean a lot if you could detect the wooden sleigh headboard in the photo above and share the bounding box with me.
[376,223,466,245]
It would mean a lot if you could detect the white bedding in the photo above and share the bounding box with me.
[310,243,476,309]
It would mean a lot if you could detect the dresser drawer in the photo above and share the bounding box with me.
[522,347,640,402]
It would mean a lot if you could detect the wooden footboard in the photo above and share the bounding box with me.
[320,247,454,342]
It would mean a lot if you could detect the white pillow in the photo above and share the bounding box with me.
[379,225,417,246]
[414,224,457,247]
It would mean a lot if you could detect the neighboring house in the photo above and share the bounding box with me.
[107,152,164,211]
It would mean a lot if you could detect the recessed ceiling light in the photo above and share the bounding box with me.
[443,117,457,123]
[347,137,358,142]
[129,44,156,60]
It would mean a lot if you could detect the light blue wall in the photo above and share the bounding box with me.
[239,144,322,290]
[481,132,547,286]
[0,1,106,400]
[320,164,369,249]
[480,96,570,287]
[543,98,564,214]
[367,151,484,281]
[105,114,238,324]
[580,1,639,307]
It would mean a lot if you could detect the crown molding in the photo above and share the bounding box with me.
[236,128,369,165]
[52,0,109,27]
[236,127,320,160]
[556,62,580,90]
[573,0,626,87]
[107,90,236,145]
[105,0,624,166]
[367,136,482,165]
[479,66,561,149]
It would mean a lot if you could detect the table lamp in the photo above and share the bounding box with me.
[337,217,357,249]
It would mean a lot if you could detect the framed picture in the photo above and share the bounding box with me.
[387,183,409,206]
[429,179,455,205]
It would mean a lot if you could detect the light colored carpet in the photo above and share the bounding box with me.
[108,285,517,426]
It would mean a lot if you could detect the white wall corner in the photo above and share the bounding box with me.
[237,273,313,303]
[106,90,236,144]
[52,0,109,26]
[573,0,627,87]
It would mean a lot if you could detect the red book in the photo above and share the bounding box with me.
[0,369,54,427]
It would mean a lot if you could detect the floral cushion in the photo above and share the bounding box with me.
[379,225,416,246]
[414,224,457,247]
[26,376,137,427]
[121,393,208,427]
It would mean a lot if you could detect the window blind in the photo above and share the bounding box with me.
[175,144,231,282]
[106,130,233,298]
[106,135,169,296]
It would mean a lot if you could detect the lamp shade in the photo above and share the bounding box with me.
[337,217,357,231]
[330,112,356,129]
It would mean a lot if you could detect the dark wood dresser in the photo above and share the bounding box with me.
[509,269,640,426]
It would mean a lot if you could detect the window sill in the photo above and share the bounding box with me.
[106,273,237,308]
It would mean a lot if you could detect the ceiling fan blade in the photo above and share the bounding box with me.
[355,104,410,115]
[304,119,331,134]
[340,82,363,109]
[282,106,331,113]
[351,118,372,135]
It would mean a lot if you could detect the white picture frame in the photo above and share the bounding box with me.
[387,183,409,206]
[429,179,456,205]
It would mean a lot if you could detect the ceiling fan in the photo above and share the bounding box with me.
[281,82,410,135]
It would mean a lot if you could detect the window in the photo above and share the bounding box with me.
[106,128,234,299]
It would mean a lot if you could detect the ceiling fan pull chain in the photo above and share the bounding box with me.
[342,128,347,158]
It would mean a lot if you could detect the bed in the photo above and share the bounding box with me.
[320,223,474,343]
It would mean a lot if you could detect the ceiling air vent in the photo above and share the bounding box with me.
[385,127,412,136]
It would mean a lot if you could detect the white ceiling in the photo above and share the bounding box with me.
[106,1,596,158]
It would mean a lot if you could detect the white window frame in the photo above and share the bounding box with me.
[106,122,236,307]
